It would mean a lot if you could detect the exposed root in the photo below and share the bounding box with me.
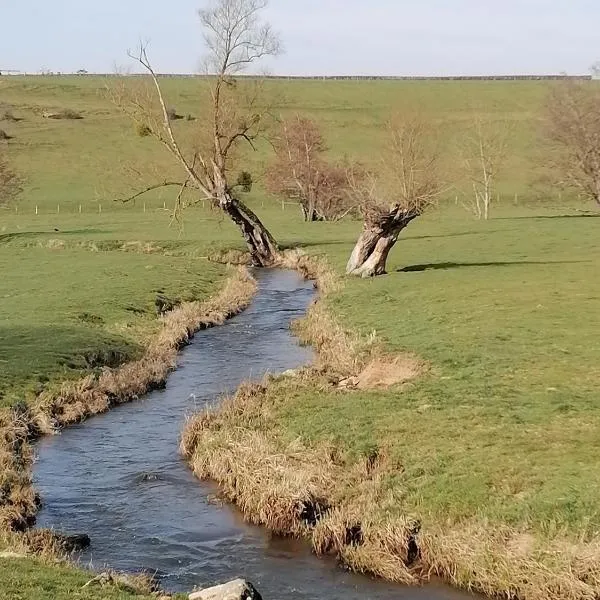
[0,267,257,531]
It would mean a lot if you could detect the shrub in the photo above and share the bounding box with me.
[0,129,11,141]
[185,113,196,121]
[57,108,83,120]
[136,122,152,137]
[236,171,253,193]
[0,110,18,123]
[166,107,183,121]
[43,109,83,120]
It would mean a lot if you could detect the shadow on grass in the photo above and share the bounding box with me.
[497,213,600,221]
[280,240,349,250]
[0,324,142,380]
[404,229,506,241]
[398,260,586,273]
[0,229,110,245]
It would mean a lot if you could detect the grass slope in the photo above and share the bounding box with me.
[281,209,600,534]
[0,556,169,600]
[0,240,225,407]
[1,76,599,596]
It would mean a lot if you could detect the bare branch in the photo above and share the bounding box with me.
[266,115,358,221]
[117,180,186,204]
[543,81,600,207]
[459,115,510,219]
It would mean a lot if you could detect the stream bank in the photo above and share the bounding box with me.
[33,269,472,599]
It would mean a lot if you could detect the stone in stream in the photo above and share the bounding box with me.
[189,579,262,600]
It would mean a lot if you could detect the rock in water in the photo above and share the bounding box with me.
[189,579,262,600]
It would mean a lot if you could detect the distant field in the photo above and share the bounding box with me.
[1,76,599,598]
[0,75,576,216]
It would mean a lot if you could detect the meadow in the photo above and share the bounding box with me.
[0,75,598,598]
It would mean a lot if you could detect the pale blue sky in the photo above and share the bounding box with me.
[1,1,598,75]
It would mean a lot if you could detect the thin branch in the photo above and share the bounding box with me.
[117,181,186,203]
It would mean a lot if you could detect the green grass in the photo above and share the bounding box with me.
[1,76,600,595]
[0,240,225,407]
[274,208,600,537]
[0,556,169,600]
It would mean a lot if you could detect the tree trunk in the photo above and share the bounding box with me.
[346,210,418,278]
[301,201,324,222]
[220,193,279,267]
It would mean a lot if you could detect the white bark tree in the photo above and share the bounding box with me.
[112,0,282,266]
[460,116,508,220]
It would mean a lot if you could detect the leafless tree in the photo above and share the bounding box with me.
[266,115,356,221]
[0,149,23,208]
[111,0,282,266]
[459,116,509,220]
[544,81,600,208]
[346,116,443,278]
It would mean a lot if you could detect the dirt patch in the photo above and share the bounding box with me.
[339,355,424,390]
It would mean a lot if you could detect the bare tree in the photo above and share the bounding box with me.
[0,149,23,208]
[346,116,443,278]
[544,81,600,208]
[112,0,282,266]
[266,115,356,221]
[459,116,508,220]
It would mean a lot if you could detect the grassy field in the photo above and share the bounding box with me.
[0,555,172,600]
[1,76,599,598]
[282,209,600,531]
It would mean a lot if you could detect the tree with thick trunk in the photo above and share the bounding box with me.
[346,117,442,278]
[111,0,281,266]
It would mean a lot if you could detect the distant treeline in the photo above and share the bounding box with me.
[148,74,595,81]
[2,73,594,81]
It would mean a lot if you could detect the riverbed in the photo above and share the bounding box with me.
[34,269,473,599]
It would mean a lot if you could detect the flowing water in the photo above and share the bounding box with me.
[34,269,473,599]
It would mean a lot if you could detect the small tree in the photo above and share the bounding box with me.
[0,149,23,208]
[267,115,356,221]
[459,116,508,220]
[544,81,600,208]
[346,116,442,278]
[111,0,282,266]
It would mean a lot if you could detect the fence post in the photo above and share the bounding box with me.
[98,203,102,214]
[35,205,38,215]
[57,204,60,214]
[282,200,285,211]
[79,204,82,214]
[143,202,146,213]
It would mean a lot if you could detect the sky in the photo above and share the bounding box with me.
[1,0,598,76]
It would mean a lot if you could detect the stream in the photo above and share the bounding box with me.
[34,269,473,599]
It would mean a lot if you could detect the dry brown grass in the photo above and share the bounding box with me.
[182,373,600,600]
[0,267,256,532]
[0,404,38,531]
[180,253,600,600]
[278,249,378,376]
